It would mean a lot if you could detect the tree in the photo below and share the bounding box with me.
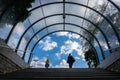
[0,0,35,26]
[84,49,97,68]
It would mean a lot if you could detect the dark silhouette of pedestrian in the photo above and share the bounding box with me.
[67,54,75,68]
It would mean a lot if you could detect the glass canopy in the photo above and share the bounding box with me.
[0,0,120,67]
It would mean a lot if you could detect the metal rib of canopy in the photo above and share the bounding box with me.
[0,0,120,64]
[29,30,99,64]
[23,22,104,62]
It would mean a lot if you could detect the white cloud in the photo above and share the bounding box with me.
[54,32,69,37]
[55,53,61,60]
[39,36,57,51]
[30,57,53,68]
[65,40,84,56]
[68,33,80,39]
[14,23,25,36]
[55,40,85,61]
[17,38,27,57]
[75,57,80,60]
[8,35,18,49]
[0,24,12,39]
[54,32,80,39]
[54,59,69,68]
[97,0,104,6]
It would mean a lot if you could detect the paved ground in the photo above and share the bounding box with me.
[0,68,120,80]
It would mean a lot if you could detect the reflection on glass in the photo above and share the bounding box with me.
[66,4,86,17]
[43,4,63,16]
[93,40,103,63]
[111,0,120,7]
[65,25,80,34]
[66,16,83,27]
[48,25,63,33]
[46,16,63,26]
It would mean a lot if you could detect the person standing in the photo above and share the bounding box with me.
[67,54,75,68]
[45,59,49,68]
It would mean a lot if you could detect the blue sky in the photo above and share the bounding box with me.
[31,32,88,68]
[0,0,119,68]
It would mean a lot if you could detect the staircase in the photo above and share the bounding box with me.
[0,68,120,80]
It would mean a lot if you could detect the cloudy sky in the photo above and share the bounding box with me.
[31,32,88,68]
[0,0,119,68]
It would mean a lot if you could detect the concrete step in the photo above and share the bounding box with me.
[0,68,120,79]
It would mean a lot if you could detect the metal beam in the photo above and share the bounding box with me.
[5,1,120,45]
[22,23,105,61]
[15,14,110,58]
[28,30,99,64]
[107,0,120,12]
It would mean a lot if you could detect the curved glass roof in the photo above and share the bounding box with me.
[0,0,120,67]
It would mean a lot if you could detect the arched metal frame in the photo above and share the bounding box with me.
[23,23,105,62]
[1,0,120,23]
[5,1,120,44]
[108,0,120,11]
[28,30,100,64]
[1,0,119,64]
[16,14,111,54]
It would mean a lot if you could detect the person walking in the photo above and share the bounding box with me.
[67,54,75,68]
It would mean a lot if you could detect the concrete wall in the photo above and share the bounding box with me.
[0,38,29,74]
[97,47,120,72]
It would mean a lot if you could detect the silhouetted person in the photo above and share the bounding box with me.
[67,54,75,68]
[45,59,49,68]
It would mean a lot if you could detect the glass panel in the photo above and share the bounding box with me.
[17,50,24,58]
[95,31,110,58]
[36,29,48,40]
[28,8,44,23]
[7,19,32,49]
[48,25,63,33]
[23,19,31,29]
[100,19,119,49]
[88,0,108,12]
[65,25,80,34]
[24,52,30,63]
[17,37,28,57]
[0,24,12,39]
[111,0,120,7]
[32,20,45,33]
[7,33,19,49]
[27,37,38,52]
[86,9,101,24]
[17,29,34,56]
[80,28,94,41]
[8,23,26,48]
[66,4,86,17]
[66,16,83,27]
[93,40,103,62]
[83,20,96,31]
[0,7,16,40]
[31,37,39,48]
[24,38,37,62]
[68,0,88,5]
[43,4,63,16]
[28,0,40,10]
[105,3,120,44]
[41,0,62,4]
[96,32,109,50]
[46,16,63,26]
[104,2,119,16]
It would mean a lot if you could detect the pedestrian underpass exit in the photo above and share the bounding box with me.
[0,0,120,79]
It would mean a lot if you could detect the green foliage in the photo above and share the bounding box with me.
[0,0,35,25]
[84,49,97,68]
[13,0,35,22]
